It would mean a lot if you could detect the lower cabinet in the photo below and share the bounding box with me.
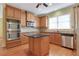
[6,33,29,48]
[6,39,21,48]
[50,32,62,45]
[20,33,29,44]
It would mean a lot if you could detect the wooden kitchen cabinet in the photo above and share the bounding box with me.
[6,5,21,20]
[30,13,35,20]
[20,11,26,27]
[39,16,48,28]
[49,33,54,43]
[54,33,62,45]
[6,5,14,18]
[14,8,21,20]
[20,33,29,44]
[27,12,31,21]
[27,12,35,21]
[27,12,32,21]
[26,12,48,28]
[50,32,62,45]
[27,12,41,27]
[35,16,40,27]
[6,39,21,48]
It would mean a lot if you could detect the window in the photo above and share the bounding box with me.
[58,14,71,29]
[48,17,57,29]
[48,14,71,29]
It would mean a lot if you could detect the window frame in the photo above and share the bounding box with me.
[48,14,71,30]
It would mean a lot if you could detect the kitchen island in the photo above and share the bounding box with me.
[24,33,49,56]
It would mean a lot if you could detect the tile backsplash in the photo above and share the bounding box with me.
[21,27,39,32]
[45,29,74,34]
[21,27,74,34]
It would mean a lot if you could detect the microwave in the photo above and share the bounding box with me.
[26,21,35,27]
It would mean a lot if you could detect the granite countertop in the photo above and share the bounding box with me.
[23,33,49,38]
[22,31,74,38]
[60,33,74,36]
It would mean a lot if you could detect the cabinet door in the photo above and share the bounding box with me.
[30,13,35,20]
[39,16,48,28]
[35,17,40,27]
[27,12,35,21]
[29,37,34,53]
[20,34,29,44]
[50,33,62,45]
[54,33,62,45]
[40,36,49,56]
[6,5,14,18]
[50,33,54,43]
[6,40,21,48]
[27,12,31,21]
[14,8,21,20]
[21,11,26,27]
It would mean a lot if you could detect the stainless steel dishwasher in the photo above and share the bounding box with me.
[61,33,74,49]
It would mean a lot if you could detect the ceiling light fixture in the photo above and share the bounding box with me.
[36,3,48,8]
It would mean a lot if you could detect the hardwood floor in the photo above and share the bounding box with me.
[0,44,76,56]
[49,44,75,56]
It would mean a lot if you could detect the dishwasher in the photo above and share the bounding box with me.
[61,34,74,49]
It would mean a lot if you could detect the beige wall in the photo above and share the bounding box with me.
[47,6,74,34]
[0,4,6,47]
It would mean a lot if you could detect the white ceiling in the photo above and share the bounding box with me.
[7,3,75,16]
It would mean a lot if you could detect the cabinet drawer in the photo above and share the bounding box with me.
[6,40,21,48]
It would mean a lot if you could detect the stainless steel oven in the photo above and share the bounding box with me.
[7,19,20,40]
[7,31,20,40]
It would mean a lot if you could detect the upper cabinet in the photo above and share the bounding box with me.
[5,5,48,28]
[27,12,35,21]
[30,13,35,20]
[5,5,21,20]
[27,12,48,28]
[35,16,40,27]
[6,5,14,18]
[27,12,39,27]
[14,8,21,20]
[39,16,48,28]
[20,10,26,27]
[27,12,30,20]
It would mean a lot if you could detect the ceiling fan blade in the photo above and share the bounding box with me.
[43,3,48,7]
[36,4,40,8]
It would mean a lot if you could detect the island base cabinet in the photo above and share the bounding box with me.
[29,36,49,56]
[40,37,49,56]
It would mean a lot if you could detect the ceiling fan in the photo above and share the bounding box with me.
[36,3,48,8]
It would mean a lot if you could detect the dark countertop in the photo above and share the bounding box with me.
[60,33,74,36]
[42,32,74,36]
[43,32,74,36]
[23,33,49,38]
[22,32,74,38]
